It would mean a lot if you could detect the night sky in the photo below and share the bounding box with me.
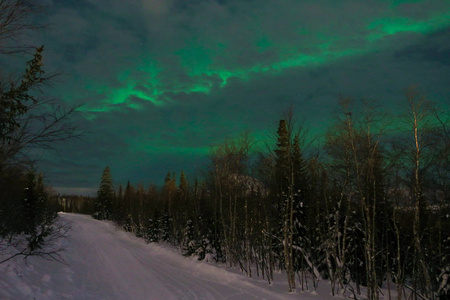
[24,0,450,195]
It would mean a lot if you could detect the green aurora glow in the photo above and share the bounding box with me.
[76,8,450,115]
[37,1,450,191]
[71,7,450,161]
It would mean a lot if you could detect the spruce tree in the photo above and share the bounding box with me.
[123,181,134,231]
[275,120,290,194]
[179,171,188,202]
[161,172,176,241]
[291,135,311,280]
[94,166,114,220]
[274,119,296,291]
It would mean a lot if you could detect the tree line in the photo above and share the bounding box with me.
[91,89,449,300]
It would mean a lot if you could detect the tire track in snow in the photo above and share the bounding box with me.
[127,249,201,300]
[138,254,225,299]
[140,250,271,300]
[122,239,226,300]
[125,241,269,300]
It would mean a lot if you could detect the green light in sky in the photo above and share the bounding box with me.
[367,11,450,41]
[186,82,211,94]
[256,37,273,51]
[79,82,162,113]
[197,9,450,86]
[68,3,450,166]
[176,43,212,76]
[80,7,450,113]
[133,143,211,157]
[133,130,277,158]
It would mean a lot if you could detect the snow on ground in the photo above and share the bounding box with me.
[1,213,380,299]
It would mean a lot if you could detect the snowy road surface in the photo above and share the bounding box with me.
[1,213,324,299]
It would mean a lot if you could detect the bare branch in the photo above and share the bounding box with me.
[0,216,71,265]
[0,0,45,54]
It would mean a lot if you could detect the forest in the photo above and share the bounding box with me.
[58,93,450,300]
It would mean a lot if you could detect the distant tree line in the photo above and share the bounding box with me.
[48,194,95,215]
[92,88,449,300]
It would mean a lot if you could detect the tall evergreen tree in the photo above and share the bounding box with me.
[94,166,114,220]
[274,119,297,291]
[275,119,290,194]
[291,135,312,282]
[179,171,188,203]
[161,172,176,241]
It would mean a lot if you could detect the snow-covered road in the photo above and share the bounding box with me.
[60,213,284,300]
[2,213,322,299]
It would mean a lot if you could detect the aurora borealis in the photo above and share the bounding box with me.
[28,0,450,194]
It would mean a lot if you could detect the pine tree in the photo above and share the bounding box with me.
[179,171,188,203]
[94,166,114,220]
[161,172,176,241]
[274,119,296,291]
[182,219,196,256]
[275,120,290,194]
[291,135,312,286]
[123,181,134,231]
